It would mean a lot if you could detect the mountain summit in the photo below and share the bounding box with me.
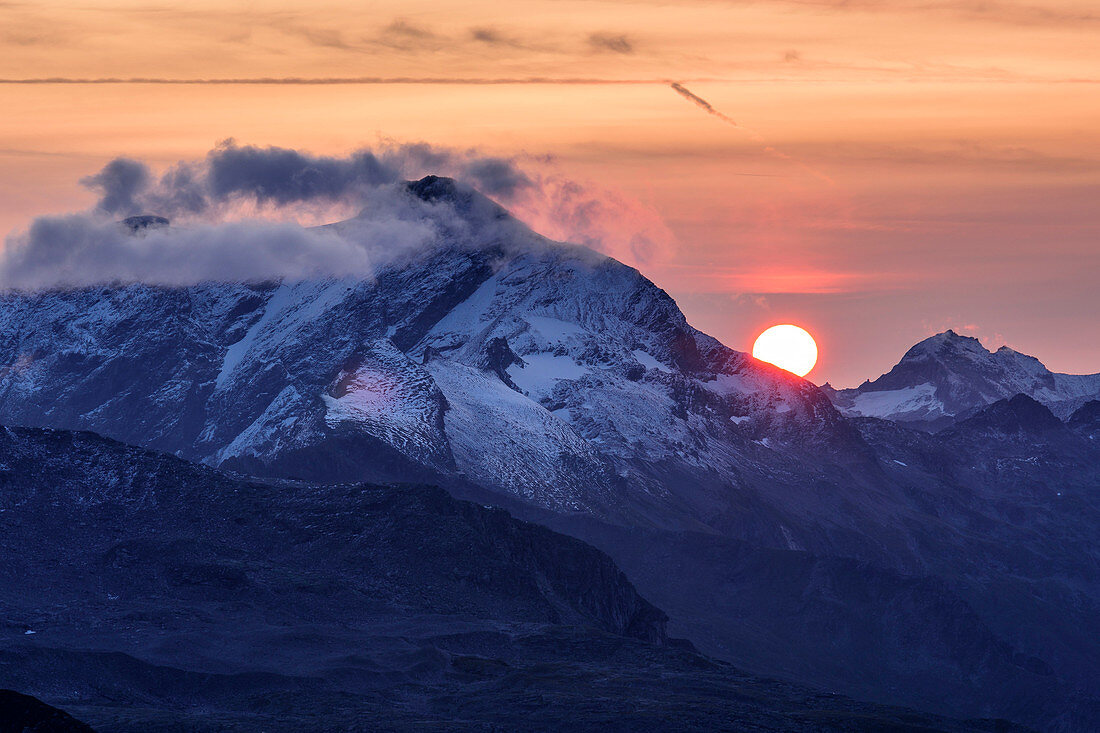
[0,175,843,525]
[826,329,1100,430]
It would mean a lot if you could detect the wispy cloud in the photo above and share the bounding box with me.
[670,82,740,126]
[669,82,835,184]
[663,264,913,294]
[0,140,680,288]
[0,76,678,85]
[590,0,1100,27]
[76,140,535,218]
[373,19,445,51]
[788,141,1100,174]
[587,33,634,54]
[468,26,538,50]
[781,0,1100,26]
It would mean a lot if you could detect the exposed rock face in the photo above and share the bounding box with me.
[478,335,526,391]
[120,214,169,233]
[827,330,1100,430]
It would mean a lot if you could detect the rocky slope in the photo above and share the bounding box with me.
[0,424,667,645]
[826,330,1100,430]
[0,425,1028,733]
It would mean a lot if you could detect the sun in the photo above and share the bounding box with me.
[752,324,818,377]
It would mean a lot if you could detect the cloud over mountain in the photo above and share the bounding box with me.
[0,202,438,290]
[0,141,675,289]
[79,140,534,218]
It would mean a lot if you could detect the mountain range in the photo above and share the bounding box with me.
[1,176,1097,731]
[825,329,1100,430]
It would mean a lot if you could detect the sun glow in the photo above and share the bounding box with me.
[752,324,818,377]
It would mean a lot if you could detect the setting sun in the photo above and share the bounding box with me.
[752,324,818,377]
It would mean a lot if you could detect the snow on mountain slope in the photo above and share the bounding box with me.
[425,358,612,512]
[842,383,941,423]
[827,330,1100,430]
[320,338,453,468]
[0,175,853,531]
[398,227,862,528]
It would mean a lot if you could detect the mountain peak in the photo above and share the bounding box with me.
[407,174,462,202]
[903,330,987,361]
[827,331,1100,430]
[401,174,515,233]
[930,329,972,342]
[1071,399,1100,422]
[121,214,170,233]
[947,393,1064,436]
[1068,400,1100,440]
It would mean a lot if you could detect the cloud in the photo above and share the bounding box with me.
[0,216,374,289]
[670,82,739,126]
[80,158,150,216]
[0,180,467,290]
[456,157,533,196]
[783,0,1100,26]
[0,76,673,85]
[509,177,676,267]
[468,26,529,49]
[1,141,677,288]
[383,19,436,40]
[587,33,634,54]
[206,143,397,206]
[669,82,835,185]
[77,141,536,219]
[376,141,535,195]
[375,19,444,51]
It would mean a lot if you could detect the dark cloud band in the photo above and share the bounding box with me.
[78,141,535,217]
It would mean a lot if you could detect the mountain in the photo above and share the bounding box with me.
[826,330,1100,430]
[0,176,858,538]
[1068,400,1100,441]
[0,176,1097,730]
[0,425,1028,733]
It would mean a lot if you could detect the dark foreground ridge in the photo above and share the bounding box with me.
[0,426,1026,732]
[0,689,96,732]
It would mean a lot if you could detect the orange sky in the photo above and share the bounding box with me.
[1,0,1098,385]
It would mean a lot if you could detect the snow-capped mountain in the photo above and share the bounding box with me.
[825,330,1100,430]
[2,175,1099,730]
[0,175,849,531]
